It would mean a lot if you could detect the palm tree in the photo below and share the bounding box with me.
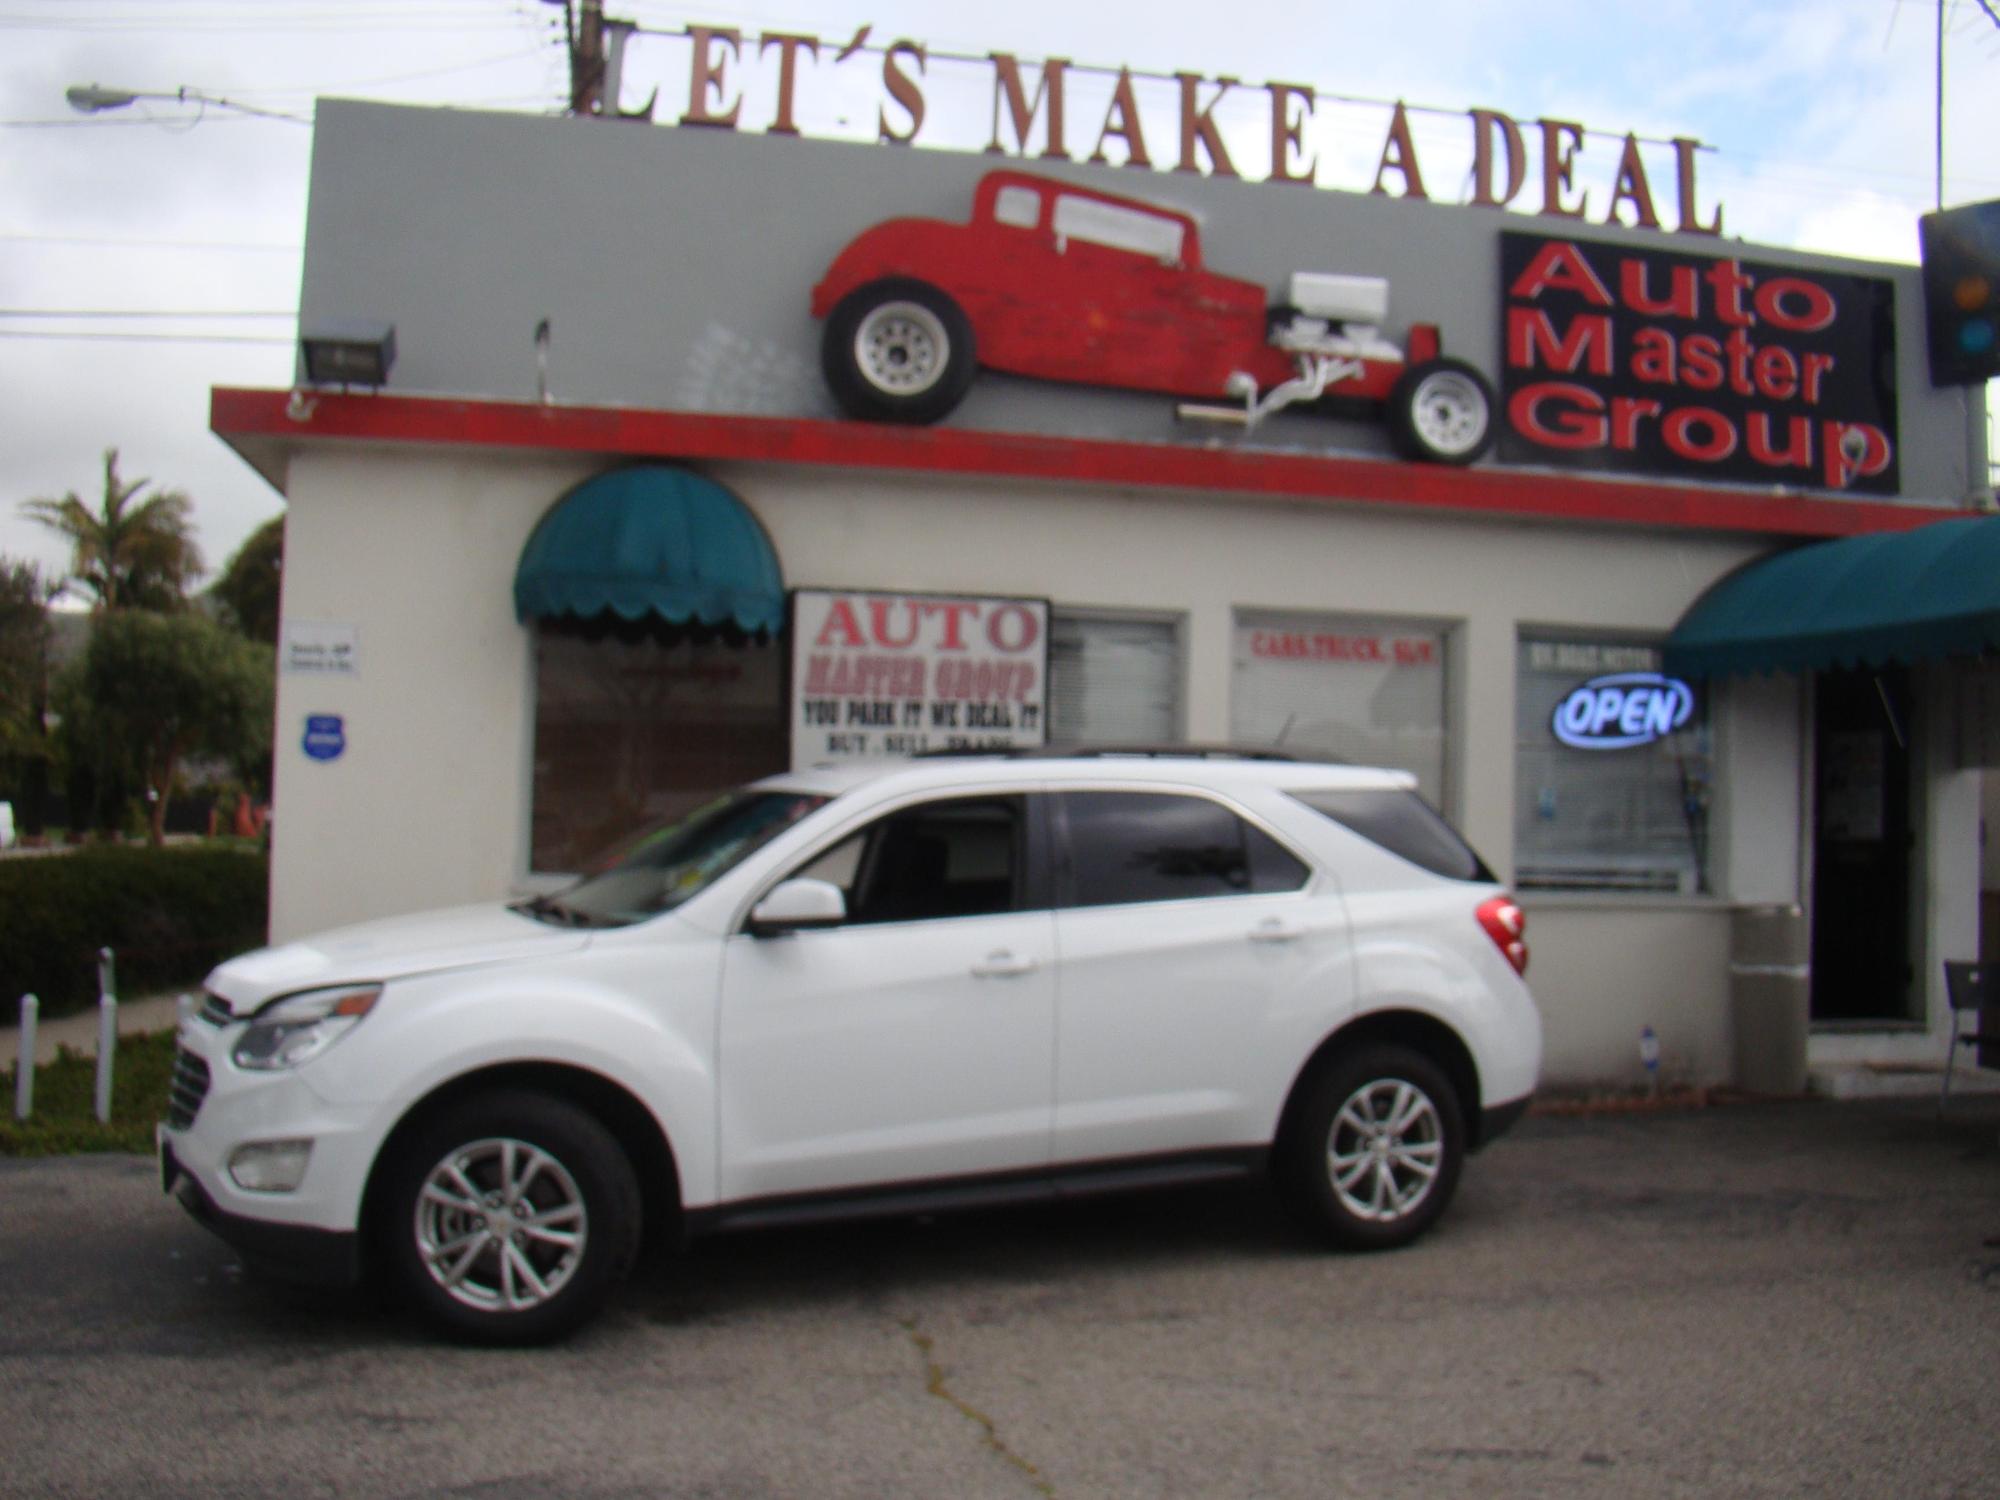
[21,448,203,611]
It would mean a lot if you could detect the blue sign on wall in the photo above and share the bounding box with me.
[1552,673,1695,751]
[302,714,347,762]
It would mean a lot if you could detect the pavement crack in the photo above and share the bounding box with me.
[901,1317,1055,1498]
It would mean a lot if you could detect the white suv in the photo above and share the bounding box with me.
[160,751,1539,1343]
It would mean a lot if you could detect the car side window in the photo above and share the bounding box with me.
[1050,194,1185,265]
[992,184,1042,229]
[796,796,1026,925]
[1060,791,1309,908]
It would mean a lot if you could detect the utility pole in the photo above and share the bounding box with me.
[1935,0,1945,212]
[572,0,606,116]
[544,0,651,119]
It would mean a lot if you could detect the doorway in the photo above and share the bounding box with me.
[1808,668,1915,1022]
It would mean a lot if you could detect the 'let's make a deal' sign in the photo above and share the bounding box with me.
[790,589,1049,769]
[1499,231,1899,495]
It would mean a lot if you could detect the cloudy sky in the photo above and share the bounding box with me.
[2,0,1996,594]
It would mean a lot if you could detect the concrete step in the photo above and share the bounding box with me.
[1809,1061,2000,1102]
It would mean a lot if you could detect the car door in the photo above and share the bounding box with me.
[717,793,1057,1202]
[1049,788,1349,1163]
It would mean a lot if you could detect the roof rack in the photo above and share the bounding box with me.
[912,743,1310,763]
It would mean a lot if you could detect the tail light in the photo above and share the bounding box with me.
[1476,895,1528,976]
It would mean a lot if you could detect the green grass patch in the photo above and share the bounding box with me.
[0,1029,177,1156]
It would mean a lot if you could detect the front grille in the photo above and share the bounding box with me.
[198,992,233,1026]
[167,1048,211,1130]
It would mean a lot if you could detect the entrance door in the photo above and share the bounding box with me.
[1809,669,1914,1021]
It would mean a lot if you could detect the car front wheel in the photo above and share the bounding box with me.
[377,1090,641,1345]
[1280,1044,1465,1250]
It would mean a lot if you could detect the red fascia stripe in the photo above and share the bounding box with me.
[210,388,1966,540]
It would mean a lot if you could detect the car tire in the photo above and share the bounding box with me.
[1278,1044,1465,1251]
[1387,357,1496,465]
[376,1089,641,1345]
[822,277,977,424]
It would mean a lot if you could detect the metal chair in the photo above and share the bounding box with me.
[1939,961,1995,1112]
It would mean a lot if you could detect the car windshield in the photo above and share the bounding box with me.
[519,790,830,929]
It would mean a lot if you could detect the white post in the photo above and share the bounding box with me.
[13,995,35,1120]
[94,947,117,1124]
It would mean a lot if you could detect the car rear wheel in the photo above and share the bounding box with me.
[378,1090,640,1345]
[822,277,976,424]
[1279,1044,1464,1250]
[1387,357,1495,465]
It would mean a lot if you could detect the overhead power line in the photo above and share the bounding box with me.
[0,233,301,252]
[0,309,296,319]
[0,330,294,345]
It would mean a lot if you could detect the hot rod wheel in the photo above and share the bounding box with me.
[1389,357,1496,465]
[822,276,977,424]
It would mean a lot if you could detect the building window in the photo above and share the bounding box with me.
[531,617,787,873]
[1048,613,1181,745]
[1230,610,1449,804]
[1515,637,1712,894]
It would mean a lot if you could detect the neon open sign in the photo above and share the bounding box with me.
[1552,672,1695,750]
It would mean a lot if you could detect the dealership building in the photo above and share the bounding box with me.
[213,92,1997,1092]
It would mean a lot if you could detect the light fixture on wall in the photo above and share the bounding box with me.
[299,320,397,389]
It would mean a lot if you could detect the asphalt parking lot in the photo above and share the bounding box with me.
[3,1095,1998,1500]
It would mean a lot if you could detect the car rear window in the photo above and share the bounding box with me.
[1289,789,1494,883]
[1061,791,1309,907]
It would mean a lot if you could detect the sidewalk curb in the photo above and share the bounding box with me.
[3,994,192,1067]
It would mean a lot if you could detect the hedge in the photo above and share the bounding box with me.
[0,844,268,1018]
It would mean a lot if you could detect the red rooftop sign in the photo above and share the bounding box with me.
[612,24,1724,236]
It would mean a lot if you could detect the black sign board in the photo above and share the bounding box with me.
[1498,231,1899,496]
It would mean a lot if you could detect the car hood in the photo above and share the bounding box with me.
[205,903,593,1013]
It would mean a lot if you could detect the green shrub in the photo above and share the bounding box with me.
[0,1029,177,1155]
[0,844,268,1018]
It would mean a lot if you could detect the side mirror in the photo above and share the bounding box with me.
[747,877,848,936]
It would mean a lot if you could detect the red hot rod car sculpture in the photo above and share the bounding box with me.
[810,169,1496,465]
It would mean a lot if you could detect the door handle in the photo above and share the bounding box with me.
[1249,917,1303,944]
[971,950,1039,979]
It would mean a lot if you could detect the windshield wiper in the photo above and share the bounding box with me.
[515,893,587,928]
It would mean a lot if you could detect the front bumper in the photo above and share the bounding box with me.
[157,1017,388,1282]
[160,1130,362,1287]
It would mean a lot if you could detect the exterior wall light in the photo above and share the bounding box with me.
[300,320,398,388]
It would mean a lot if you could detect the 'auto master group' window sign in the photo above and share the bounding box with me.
[789,589,1050,769]
[1498,231,1899,495]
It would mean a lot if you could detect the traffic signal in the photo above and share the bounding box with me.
[1919,199,2000,386]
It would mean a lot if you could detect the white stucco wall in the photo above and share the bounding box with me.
[271,448,592,939]
[271,442,1844,1085]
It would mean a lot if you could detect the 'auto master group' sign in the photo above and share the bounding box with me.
[1499,231,1899,495]
[790,589,1049,769]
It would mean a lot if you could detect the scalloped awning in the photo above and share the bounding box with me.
[1666,514,2000,679]
[513,466,784,633]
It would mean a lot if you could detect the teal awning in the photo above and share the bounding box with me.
[1666,515,2000,679]
[513,467,784,633]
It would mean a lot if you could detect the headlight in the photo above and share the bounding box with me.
[232,985,382,1072]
